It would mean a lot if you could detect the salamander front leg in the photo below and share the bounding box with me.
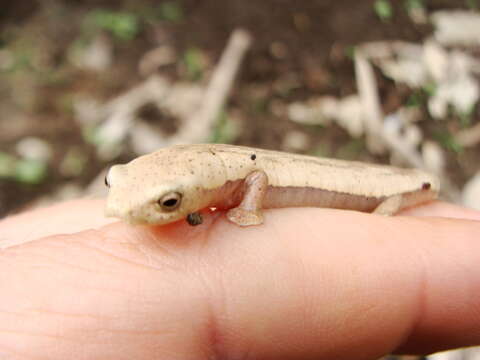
[227,170,268,226]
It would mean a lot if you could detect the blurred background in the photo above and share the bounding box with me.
[1,1,480,358]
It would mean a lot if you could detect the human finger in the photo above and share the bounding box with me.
[1,207,479,359]
[400,200,480,221]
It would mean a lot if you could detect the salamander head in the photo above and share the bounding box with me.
[104,160,202,225]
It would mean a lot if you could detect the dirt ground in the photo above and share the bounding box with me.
[1,0,479,217]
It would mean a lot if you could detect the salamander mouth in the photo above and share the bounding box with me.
[104,201,120,218]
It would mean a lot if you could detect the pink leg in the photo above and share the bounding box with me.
[226,170,268,226]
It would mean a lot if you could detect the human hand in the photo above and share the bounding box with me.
[0,199,479,360]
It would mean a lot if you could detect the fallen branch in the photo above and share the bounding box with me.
[354,49,386,154]
[354,46,460,201]
[173,28,252,143]
[355,47,428,168]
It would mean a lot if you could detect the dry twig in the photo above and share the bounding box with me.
[172,29,252,144]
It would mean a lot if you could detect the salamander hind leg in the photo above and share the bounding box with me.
[227,170,268,226]
[373,194,404,216]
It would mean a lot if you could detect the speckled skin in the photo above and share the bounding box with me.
[105,144,440,225]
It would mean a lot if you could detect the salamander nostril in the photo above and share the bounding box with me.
[422,182,431,190]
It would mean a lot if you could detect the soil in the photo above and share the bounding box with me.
[0,0,478,218]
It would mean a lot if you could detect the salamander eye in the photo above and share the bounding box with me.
[158,192,182,211]
[104,174,110,188]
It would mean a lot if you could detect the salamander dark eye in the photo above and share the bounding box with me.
[158,192,182,211]
[104,175,110,188]
[422,182,431,190]
[250,154,256,161]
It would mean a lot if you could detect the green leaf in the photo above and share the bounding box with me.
[336,139,366,160]
[82,124,106,146]
[183,47,204,81]
[159,2,183,22]
[15,159,48,184]
[374,0,393,21]
[466,0,479,10]
[345,45,356,60]
[404,0,425,12]
[310,143,331,158]
[422,82,437,97]
[0,152,17,177]
[406,92,422,108]
[458,105,475,128]
[88,10,139,41]
[434,131,463,153]
[209,110,238,144]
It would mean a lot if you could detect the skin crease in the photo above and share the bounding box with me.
[0,199,479,359]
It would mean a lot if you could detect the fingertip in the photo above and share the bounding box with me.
[0,198,120,250]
